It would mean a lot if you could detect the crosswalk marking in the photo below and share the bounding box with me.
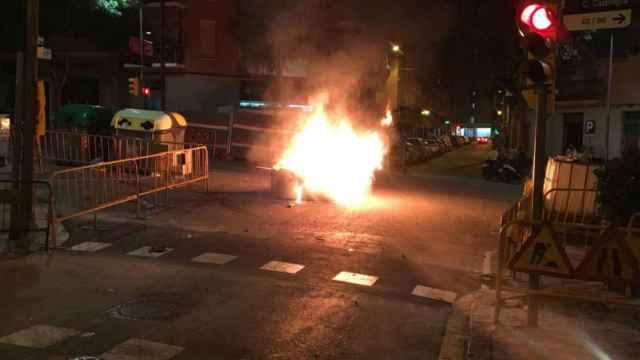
[192,252,237,265]
[332,271,378,286]
[69,241,112,252]
[101,338,183,360]
[260,260,305,274]
[0,324,79,349]
[127,246,174,258]
[411,285,457,304]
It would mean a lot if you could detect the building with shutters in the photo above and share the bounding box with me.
[136,0,242,114]
[546,9,640,160]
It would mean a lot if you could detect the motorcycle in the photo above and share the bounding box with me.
[482,159,524,183]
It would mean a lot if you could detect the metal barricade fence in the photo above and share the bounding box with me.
[48,146,208,248]
[543,188,599,225]
[494,218,640,325]
[41,131,204,166]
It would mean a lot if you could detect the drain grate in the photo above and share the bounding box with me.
[109,298,181,321]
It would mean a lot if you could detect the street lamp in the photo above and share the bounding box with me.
[391,43,401,53]
[497,110,503,116]
[421,109,431,116]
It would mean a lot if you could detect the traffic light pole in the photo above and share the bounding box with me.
[605,33,614,160]
[160,0,166,111]
[528,82,548,327]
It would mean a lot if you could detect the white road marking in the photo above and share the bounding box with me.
[260,260,305,274]
[68,241,111,252]
[191,252,237,265]
[332,271,378,287]
[0,324,79,348]
[127,246,174,258]
[101,338,183,360]
[411,285,458,304]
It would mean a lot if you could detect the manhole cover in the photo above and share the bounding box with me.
[109,299,180,321]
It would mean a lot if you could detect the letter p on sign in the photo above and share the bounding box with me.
[584,119,596,136]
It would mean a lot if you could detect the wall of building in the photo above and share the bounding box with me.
[182,0,239,75]
[548,104,639,159]
[545,55,640,160]
[166,73,239,113]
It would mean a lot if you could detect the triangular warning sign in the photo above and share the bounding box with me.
[577,228,639,281]
[508,224,574,276]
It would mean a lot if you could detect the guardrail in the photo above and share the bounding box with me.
[41,131,204,166]
[48,146,209,248]
[501,188,599,228]
[543,188,598,225]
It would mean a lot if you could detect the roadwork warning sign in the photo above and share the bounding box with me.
[577,228,639,281]
[509,225,574,276]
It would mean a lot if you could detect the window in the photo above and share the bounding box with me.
[199,20,216,58]
[563,113,584,153]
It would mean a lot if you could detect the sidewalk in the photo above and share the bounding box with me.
[439,287,640,360]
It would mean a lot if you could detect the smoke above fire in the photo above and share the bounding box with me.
[241,1,453,204]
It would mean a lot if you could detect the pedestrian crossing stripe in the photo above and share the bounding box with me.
[508,224,574,277]
[577,228,639,281]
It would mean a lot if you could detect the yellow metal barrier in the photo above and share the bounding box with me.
[48,146,209,248]
[41,130,203,166]
[494,217,640,325]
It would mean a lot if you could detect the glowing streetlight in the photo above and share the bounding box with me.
[421,109,431,116]
[497,110,503,116]
[391,44,401,53]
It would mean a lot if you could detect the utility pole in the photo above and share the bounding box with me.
[528,83,548,327]
[160,0,166,111]
[605,34,614,160]
[12,0,39,250]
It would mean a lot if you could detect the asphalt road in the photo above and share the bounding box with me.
[0,143,520,359]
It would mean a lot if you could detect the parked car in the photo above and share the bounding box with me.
[440,135,453,148]
[407,138,431,161]
[424,138,443,154]
[477,137,489,144]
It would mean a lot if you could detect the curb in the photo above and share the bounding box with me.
[438,288,494,360]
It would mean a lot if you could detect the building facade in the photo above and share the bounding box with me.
[135,0,242,114]
[544,11,640,160]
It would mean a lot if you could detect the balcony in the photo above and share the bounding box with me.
[152,43,185,68]
[143,0,186,9]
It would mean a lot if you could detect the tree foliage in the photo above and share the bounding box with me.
[0,0,137,52]
[94,0,138,16]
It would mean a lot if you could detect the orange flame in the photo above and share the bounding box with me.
[381,109,393,126]
[276,105,385,207]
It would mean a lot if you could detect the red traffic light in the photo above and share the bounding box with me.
[519,3,555,36]
[142,87,151,96]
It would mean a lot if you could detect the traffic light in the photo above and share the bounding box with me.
[142,87,151,97]
[517,2,557,84]
[128,77,139,96]
[516,2,558,113]
[519,3,556,39]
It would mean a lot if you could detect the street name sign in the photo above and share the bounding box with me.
[564,9,632,30]
[565,0,632,13]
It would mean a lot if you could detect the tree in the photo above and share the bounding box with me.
[94,0,138,16]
